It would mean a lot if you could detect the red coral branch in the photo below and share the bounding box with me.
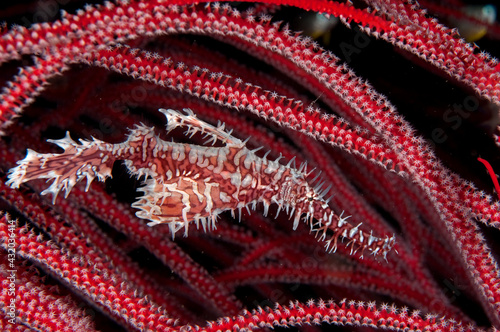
[186,299,482,332]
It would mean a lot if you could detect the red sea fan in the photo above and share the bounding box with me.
[0,0,499,331]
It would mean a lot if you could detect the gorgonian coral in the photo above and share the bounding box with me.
[0,0,499,331]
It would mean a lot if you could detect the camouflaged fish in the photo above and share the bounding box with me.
[6,108,395,258]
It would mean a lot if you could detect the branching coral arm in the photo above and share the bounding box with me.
[184,299,481,332]
[0,215,176,332]
[0,253,98,332]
